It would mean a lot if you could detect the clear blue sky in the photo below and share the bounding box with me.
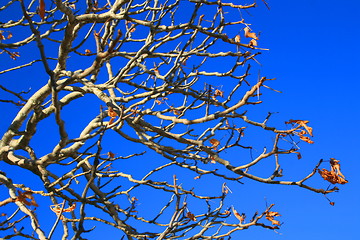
[0,1,359,239]
[243,1,360,239]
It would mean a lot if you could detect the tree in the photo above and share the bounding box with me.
[0,0,348,239]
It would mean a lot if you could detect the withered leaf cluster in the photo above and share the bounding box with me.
[0,190,38,208]
[318,158,348,184]
[266,211,281,226]
[286,119,314,144]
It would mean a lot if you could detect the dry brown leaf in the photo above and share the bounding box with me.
[267,211,281,217]
[107,151,115,158]
[244,27,258,40]
[286,119,314,143]
[232,207,245,223]
[266,217,280,226]
[266,211,281,226]
[0,31,5,40]
[286,119,313,136]
[108,107,118,118]
[299,135,314,144]
[330,158,346,179]
[249,39,258,47]
[107,107,118,126]
[297,120,313,136]
[16,190,38,207]
[318,168,348,185]
[223,210,231,215]
[235,34,241,43]
[186,212,197,221]
[155,98,167,105]
[214,89,224,98]
[108,117,115,125]
[318,158,348,184]
[50,202,76,217]
[63,203,76,212]
[209,139,220,149]
[39,0,45,20]
[170,109,181,115]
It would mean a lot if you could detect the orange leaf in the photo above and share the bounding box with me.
[330,158,346,179]
[318,168,348,184]
[267,211,281,217]
[299,135,314,144]
[297,120,313,136]
[214,89,224,98]
[186,212,197,221]
[107,151,115,158]
[222,210,231,215]
[16,190,38,207]
[170,109,181,115]
[244,27,258,40]
[39,0,45,20]
[108,117,115,125]
[108,107,118,118]
[63,203,76,212]
[266,211,281,226]
[209,139,220,149]
[232,207,245,223]
[318,158,348,184]
[50,202,76,216]
[249,39,257,47]
[286,119,313,136]
[235,34,241,43]
[155,98,168,105]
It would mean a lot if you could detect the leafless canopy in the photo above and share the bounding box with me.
[0,0,343,239]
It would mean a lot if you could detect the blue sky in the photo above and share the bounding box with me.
[0,0,359,239]
[244,1,360,239]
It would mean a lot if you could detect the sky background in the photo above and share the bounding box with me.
[242,1,360,239]
[0,0,359,239]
